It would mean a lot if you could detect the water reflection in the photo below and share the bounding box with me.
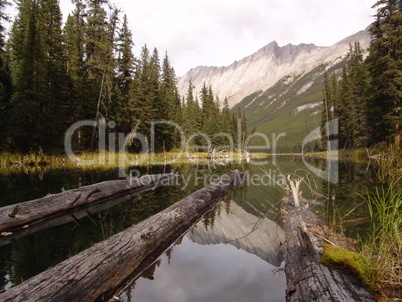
[0,156,374,299]
[187,200,285,267]
[0,163,241,292]
[323,160,373,238]
[122,237,286,302]
[119,200,286,302]
[0,165,178,208]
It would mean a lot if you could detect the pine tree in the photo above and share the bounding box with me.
[235,107,247,151]
[200,82,215,123]
[199,83,221,147]
[331,73,339,121]
[130,44,155,149]
[149,47,161,120]
[116,14,134,97]
[321,73,331,150]
[0,0,9,55]
[38,0,67,148]
[221,97,232,133]
[159,52,182,150]
[85,0,120,148]
[63,0,87,148]
[0,0,11,148]
[85,0,108,114]
[9,0,70,150]
[240,108,248,151]
[10,3,47,151]
[332,43,370,149]
[338,64,353,148]
[194,95,202,134]
[182,80,201,143]
[321,72,340,150]
[85,0,108,80]
[348,42,369,147]
[367,0,402,145]
[218,97,234,150]
[147,47,166,151]
[111,14,134,133]
[63,0,89,148]
[9,0,33,63]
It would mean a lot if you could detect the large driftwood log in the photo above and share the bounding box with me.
[0,173,176,234]
[0,192,137,246]
[283,196,376,302]
[0,170,244,302]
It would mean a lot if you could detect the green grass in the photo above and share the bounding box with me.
[371,144,402,184]
[358,145,402,296]
[0,151,65,166]
[360,180,402,290]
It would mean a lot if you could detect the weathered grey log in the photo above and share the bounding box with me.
[0,173,177,234]
[283,196,376,302]
[0,192,137,246]
[0,169,245,302]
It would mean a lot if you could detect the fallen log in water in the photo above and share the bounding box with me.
[0,169,244,302]
[0,173,176,234]
[0,192,138,246]
[282,196,376,302]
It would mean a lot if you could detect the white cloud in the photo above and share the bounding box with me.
[118,0,375,76]
[7,0,376,76]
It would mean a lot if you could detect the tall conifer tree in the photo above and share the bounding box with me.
[0,0,11,148]
[367,0,402,144]
[10,3,47,151]
[38,0,67,147]
[111,14,134,133]
[159,52,182,150]
[182,80,200,141]
[9,0,33,63]
[130,44,153,147]
[63,0,87,148]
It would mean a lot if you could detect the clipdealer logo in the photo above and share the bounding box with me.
[64,118,339,184]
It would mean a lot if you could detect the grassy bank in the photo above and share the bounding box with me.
[0,151,268,174]
[305,148,369,162]
[359,145,402,299]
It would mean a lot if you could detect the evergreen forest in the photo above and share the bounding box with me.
[321,0,401,150]
[0,0,246,153]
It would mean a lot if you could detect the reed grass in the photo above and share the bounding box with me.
[372,144,402,184]
[0,151,262,175]
[360,144,402,296]
[0,151,65,166]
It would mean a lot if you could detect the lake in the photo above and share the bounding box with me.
[0,156,373,301]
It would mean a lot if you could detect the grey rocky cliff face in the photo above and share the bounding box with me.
[178,29,371,108]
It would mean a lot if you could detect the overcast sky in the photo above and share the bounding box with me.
[7,0,376,76]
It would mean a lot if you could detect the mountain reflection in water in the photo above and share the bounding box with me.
[118,199,286,302]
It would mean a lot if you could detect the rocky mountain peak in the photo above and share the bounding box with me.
[177,29,370,108]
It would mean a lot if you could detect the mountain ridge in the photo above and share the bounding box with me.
[177,29,371,108]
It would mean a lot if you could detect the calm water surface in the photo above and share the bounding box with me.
[0,157,373,300]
